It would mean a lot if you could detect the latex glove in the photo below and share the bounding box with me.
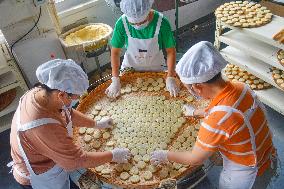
[150,150,168,165]
[105,77,121,98]
[166,77,180,97]
[111,148,131,163]
[96,117,113,129]
[183,104,196,117]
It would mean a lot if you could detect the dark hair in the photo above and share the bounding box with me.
[34,83,57,93]
[205,72,223,84]
[34,83,73,96]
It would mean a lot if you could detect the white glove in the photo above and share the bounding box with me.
[96,117,113,129]
[111,148,131,163]
[166,77,180,97]
[105,77,121,98]
[183,104,195,117]
[150,150,168,165]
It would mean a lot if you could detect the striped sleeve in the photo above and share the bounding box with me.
[196,112,232,152]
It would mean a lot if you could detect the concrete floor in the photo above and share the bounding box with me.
[1,14,284,189]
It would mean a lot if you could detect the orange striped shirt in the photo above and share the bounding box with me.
[196,82,274,176]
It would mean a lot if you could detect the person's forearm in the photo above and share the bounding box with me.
[167,151,204,166]
[111,48,121,77]
[166,48,176,77]
[71,109,96,128]
[80,151,113,168]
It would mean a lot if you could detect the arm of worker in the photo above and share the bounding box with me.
[71,109,113,129]
[165,48,180,97]
[168,145,214,165]
[28,124,130,171]
[105,48,122,98]
[165,48,176,77]
[183,104,206,117]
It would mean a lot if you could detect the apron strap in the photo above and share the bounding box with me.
[122,15,131,37]
[16,96,61,177]
[154,13,163,36]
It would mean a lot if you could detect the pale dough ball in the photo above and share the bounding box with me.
[93,130,101,139]
[130,166,139,175]
[101,168,111,175]
[114,164,124,172]
[143,155,150,163]
[143,171,153,180]
[95,105,102,111]
[95,165,104,172]
[122,163,132,171]
[103,132,111,139]
[86,128,95,135]
[93,141,101,149]
[79,127,86,135]
[148,165,158,173]
[159,167,169,179]
[120,172,130,180]
[84,135,92,143]
[106,140,115,146]
[277,79,284,84]
[134,155,142,162]
[130,175,140,183]
[137,161,146,170]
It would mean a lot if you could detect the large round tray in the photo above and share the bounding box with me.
[75,72,209,189]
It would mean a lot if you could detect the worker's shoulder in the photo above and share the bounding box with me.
[205,108,244,129]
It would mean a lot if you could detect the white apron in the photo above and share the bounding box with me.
[8,94,73,189]
[208,85,271,189]
[121,13,166,71]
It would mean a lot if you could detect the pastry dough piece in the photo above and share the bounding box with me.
[93,130,101,139]
[84,135,92,143]
[277,79,284,84]
[79,127,86,135]
[130,166,139,175]
[115,164,124,172]
[93,141,101,149]
[159,167,169,179]
[257,84,264,90]
[250,84,257,90]
[92,110,99,116]
[86,128,95,135]
[106,140,115,146]
[137,161,146,170]
[148,165,158,173]
[147,87,154,92]
[143,171,153,180]
[122,163,132,171]
[95,165,105,172]
[102,132,111,139]
[274,74,281,79]
[131,148,139,156]
[101,168,111,175]
[130,175,140,183]
[95,105,102,111]
[142,155,150,163]
[100,110,107,116]
[120,172,130,180]
[134,155,142,162]
[95,116,102,121]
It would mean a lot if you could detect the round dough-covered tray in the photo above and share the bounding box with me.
[74,72,209,189]
[215,1,272,28]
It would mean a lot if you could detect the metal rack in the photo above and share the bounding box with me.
[215,15,284,115]
[0,31,28,133]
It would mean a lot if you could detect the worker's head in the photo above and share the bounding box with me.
[120,0,154,26]
[176,41,227,99]
[36,59,89,109]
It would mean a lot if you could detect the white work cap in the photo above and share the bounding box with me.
[36,59,89,96]
[176,41,227,84]
[120,0,154,24]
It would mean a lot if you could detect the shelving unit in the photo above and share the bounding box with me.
[215,15,284,115]
[0,31,28,133]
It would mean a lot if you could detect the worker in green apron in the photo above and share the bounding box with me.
[106,0,180,98]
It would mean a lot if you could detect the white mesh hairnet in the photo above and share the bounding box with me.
[120,0,154,23]
[36,59,89,95]
[176,41,227,84]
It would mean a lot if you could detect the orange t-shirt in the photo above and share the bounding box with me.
[196,82,274,176]
[10,88,88,185]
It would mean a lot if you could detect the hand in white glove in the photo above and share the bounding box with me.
[96,117,113,129]
[150,150,168,165]
[111,148,131,163]
[105,77,121,98]
[166,77,180,97]
[183,104,195,117]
